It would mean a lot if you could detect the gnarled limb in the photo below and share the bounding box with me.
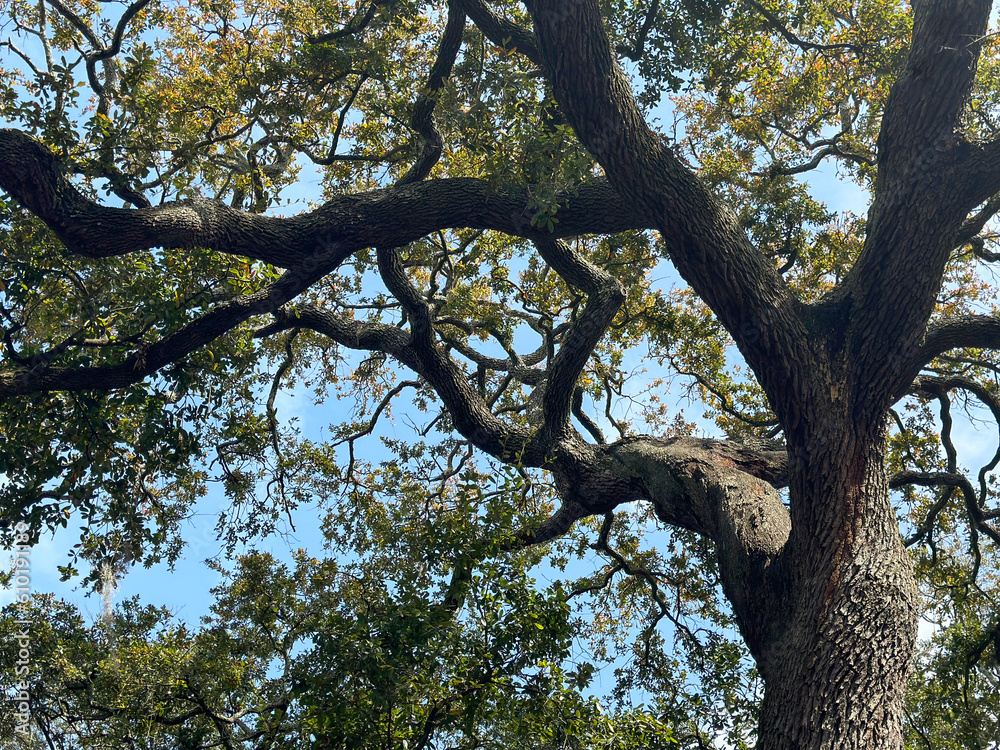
[893,314,1000,398]
[532,239,625,440]
[842,1,994,410]
[396,3,466,186]
[0,246,350,400]
[524,0,811,431]
[456,0,540,65]
[0,129,650,267]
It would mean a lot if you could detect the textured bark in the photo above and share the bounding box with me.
[0,129,651,267]
[520,0,982,747]
[754,427,919,750]
[3,0,1000,747]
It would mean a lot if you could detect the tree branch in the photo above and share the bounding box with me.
[0,129,650,267]
[617,0,661,61]
[837,0,993,413]
[457,0,540,65]
[255,303,536,463]
[605,436,790,660]
[533,238,624,438]
[0,246,350,400]
[955,193,1000,247]
[745,0,862,55]
[308,1,380,44]
[898,314,1000,393]
[525,0,811,432]
[396,2,466,186]
[874,0,989,185]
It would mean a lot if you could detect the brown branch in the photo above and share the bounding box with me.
[533,238,625,438]
[901,315,1000,393]
[0,129,650,267]
[456,0,540,65]
[955,193,1000,247]
[0,246,349,401]
[298,73,371,166]
[617,0,661,61]
[525,0,811,432]
[839,0,993,411]
[746,0,862,55]
[308,1,380,44]
[875,0,990,182]
[44,0,152,101]
[890,470,1000,576]
[255,303,536,463]
[396,3,466,186]
[911,373,1000,516]
[765,142,874,177]
[573,387,605,443]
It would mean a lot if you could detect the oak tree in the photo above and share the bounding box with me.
[2,0,1000,748]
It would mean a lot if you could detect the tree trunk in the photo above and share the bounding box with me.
[753,431,920,750]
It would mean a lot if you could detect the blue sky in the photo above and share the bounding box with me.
[3,13,1000,708]
[6,147,995,640]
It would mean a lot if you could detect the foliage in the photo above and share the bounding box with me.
[0,0,1000,747]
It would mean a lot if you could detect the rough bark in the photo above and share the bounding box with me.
[519,0,990,747]
[3,0,1000,747]
[0,128,651,267]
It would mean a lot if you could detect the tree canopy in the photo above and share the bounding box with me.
[2,0,1000,748]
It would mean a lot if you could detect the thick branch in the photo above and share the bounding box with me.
[838,0,992,413]
[0,129,650,266]
[893,314,1000,397]
[874,0,989,185]
[457,0,540,65]
[605,436,790,660]
[525,0,811,432]
[256,303,536,463]
[396,3,465,186]
[0,247,349,400]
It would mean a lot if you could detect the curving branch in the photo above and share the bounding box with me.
[890,470,1000,576]
[396,3,466,186]
[0,129,650,267]
[955,193,1000,248]
[308,0,381,44]
[912,374,1000,514]
[893,374,1000,578]
[0,244,351,401]
[617,0,662,61]
[604,436,790,660]
[532,238,625,438]
[256,297,794,642]
[456,0,540,65]
[254,303,536,463]
[897,315,1000,394]
[44,0,153,106]
[837,0,994,414]
[524,0,812,433]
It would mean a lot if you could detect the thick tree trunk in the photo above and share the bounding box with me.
[599,426,920,748]
[753,434,920,750]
